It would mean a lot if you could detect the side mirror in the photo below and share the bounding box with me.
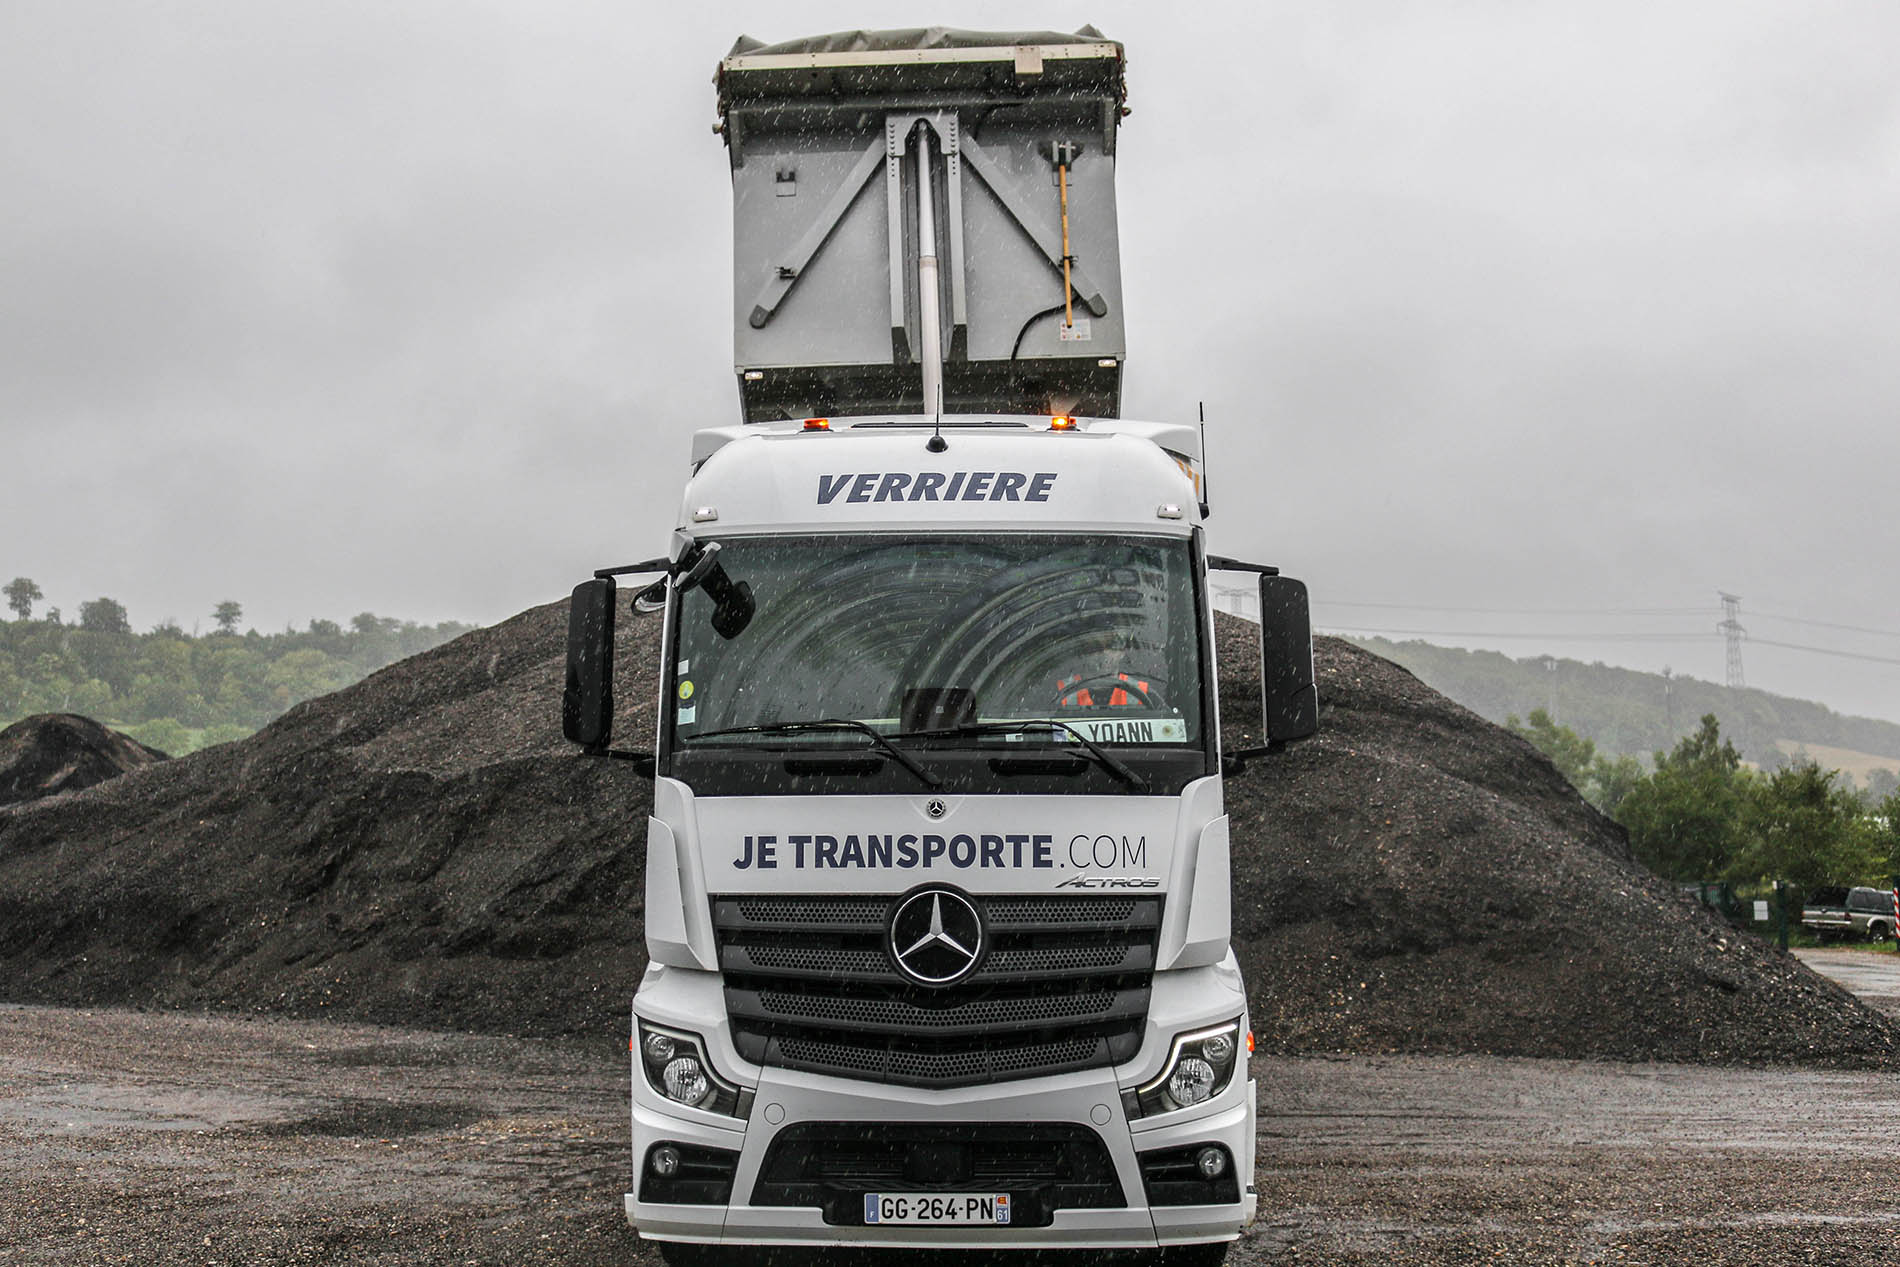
[1259,575,1318,742]
[562,578,616,748]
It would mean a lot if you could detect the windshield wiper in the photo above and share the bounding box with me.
[686,719,941,789]
[898,720,1149,792]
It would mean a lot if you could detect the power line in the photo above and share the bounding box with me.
[1751,611,1900,640]
[1312,599,1900,639]
[1747,637,1900,668]
[1322,626,1711,643]
[1309,600,1704,616]
[1323,626,1900,668]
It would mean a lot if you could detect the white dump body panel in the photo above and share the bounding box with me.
[716,29,1128,421]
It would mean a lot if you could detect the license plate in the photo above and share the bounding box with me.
[862,1193,1011,1226]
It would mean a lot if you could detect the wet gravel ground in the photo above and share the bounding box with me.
[7,1004,1900,1266]
[1794,947,1900,1017]
[1246,1054,1900,1265]
[0,1004,635,1265]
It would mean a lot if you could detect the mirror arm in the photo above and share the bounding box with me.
[594,557,670,579]
[1220,745,1270,777]
[1205,555,1279,576]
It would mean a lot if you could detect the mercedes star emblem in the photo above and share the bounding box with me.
[887,886,985,985]
[924,798,948,819]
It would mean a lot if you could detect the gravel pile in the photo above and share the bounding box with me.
[0,713,169,808]
[1217,619,1900,1065]
[0,602,652,1038]
[1,602,1894,1065]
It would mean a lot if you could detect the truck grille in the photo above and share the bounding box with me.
[712,893,1160,1088]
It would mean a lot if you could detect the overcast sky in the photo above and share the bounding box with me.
[4,2,1898,723]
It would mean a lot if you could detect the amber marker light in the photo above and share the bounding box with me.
[1049,415,1077,430]
[802,418,831,431]
[1246,1031,1255,1055]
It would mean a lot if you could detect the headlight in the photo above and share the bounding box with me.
[636,1022,750,1119]
[1167,1056,1217,1107]
[1129,1020,1243,1118]
[662,1055,711,1106]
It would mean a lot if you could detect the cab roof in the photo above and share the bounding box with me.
[678,415,1203,538]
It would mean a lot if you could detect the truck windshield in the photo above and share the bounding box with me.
[667,533,1205,792]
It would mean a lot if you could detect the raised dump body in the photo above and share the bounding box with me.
[717,28,1128,422]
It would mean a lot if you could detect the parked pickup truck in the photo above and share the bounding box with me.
[1801,886,1898,942]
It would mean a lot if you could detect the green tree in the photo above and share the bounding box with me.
[1588,752,1645,818]
[124,717,189,756]
[1508,708,1596,787]
[213,600,243,635]
[1508,708,1642,815]
[263,648,354,706]
[1730,761,1881,892]
[0,594,472,733]
[128,672,194,724]
[66,677,112,717]
[0,652,22,715]
[1861,788,1900,881]
[4,577,41,620]
[1616,715,1748,881]
[1863,768,1900,805]
[198,722,254,748]
[78,597,130,634]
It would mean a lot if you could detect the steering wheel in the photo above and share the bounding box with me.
[1054,673,1161,709]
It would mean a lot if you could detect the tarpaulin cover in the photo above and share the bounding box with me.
[727,27,1116,58]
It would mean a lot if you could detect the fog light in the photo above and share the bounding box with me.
[1196,1146,1227,1179]
[1167,1057,1216,1107]
[650,1144,681,1177]
[663,1056,711,1106]
[642,1032,676,1066]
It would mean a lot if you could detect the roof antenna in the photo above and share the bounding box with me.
[1198,402,1212,518]
[927,416,947,453]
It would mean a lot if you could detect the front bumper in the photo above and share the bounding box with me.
[625,964,1256,1249]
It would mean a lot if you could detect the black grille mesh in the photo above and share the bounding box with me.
[775,1035,1102,1082]
[737,941,1137,977]
[713,892,1160,1088]
[986,897,1137,924]
[736,897,885,926]
[735,895,1141,928]
[758,987,1118,1029]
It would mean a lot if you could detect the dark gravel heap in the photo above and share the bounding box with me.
[0,713,169,808]
[1,602,1895,1065]
[1218,619,1900,1066]
[0,602,653,1038]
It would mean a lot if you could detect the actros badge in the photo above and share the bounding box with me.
[887,886,985,985]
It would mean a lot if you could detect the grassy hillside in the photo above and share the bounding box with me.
[1351,637,1900,786]
[0,612,475,754]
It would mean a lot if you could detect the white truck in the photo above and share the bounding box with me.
[560,28,1318,1263]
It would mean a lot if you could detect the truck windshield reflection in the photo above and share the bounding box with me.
[669,533,1202,754]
